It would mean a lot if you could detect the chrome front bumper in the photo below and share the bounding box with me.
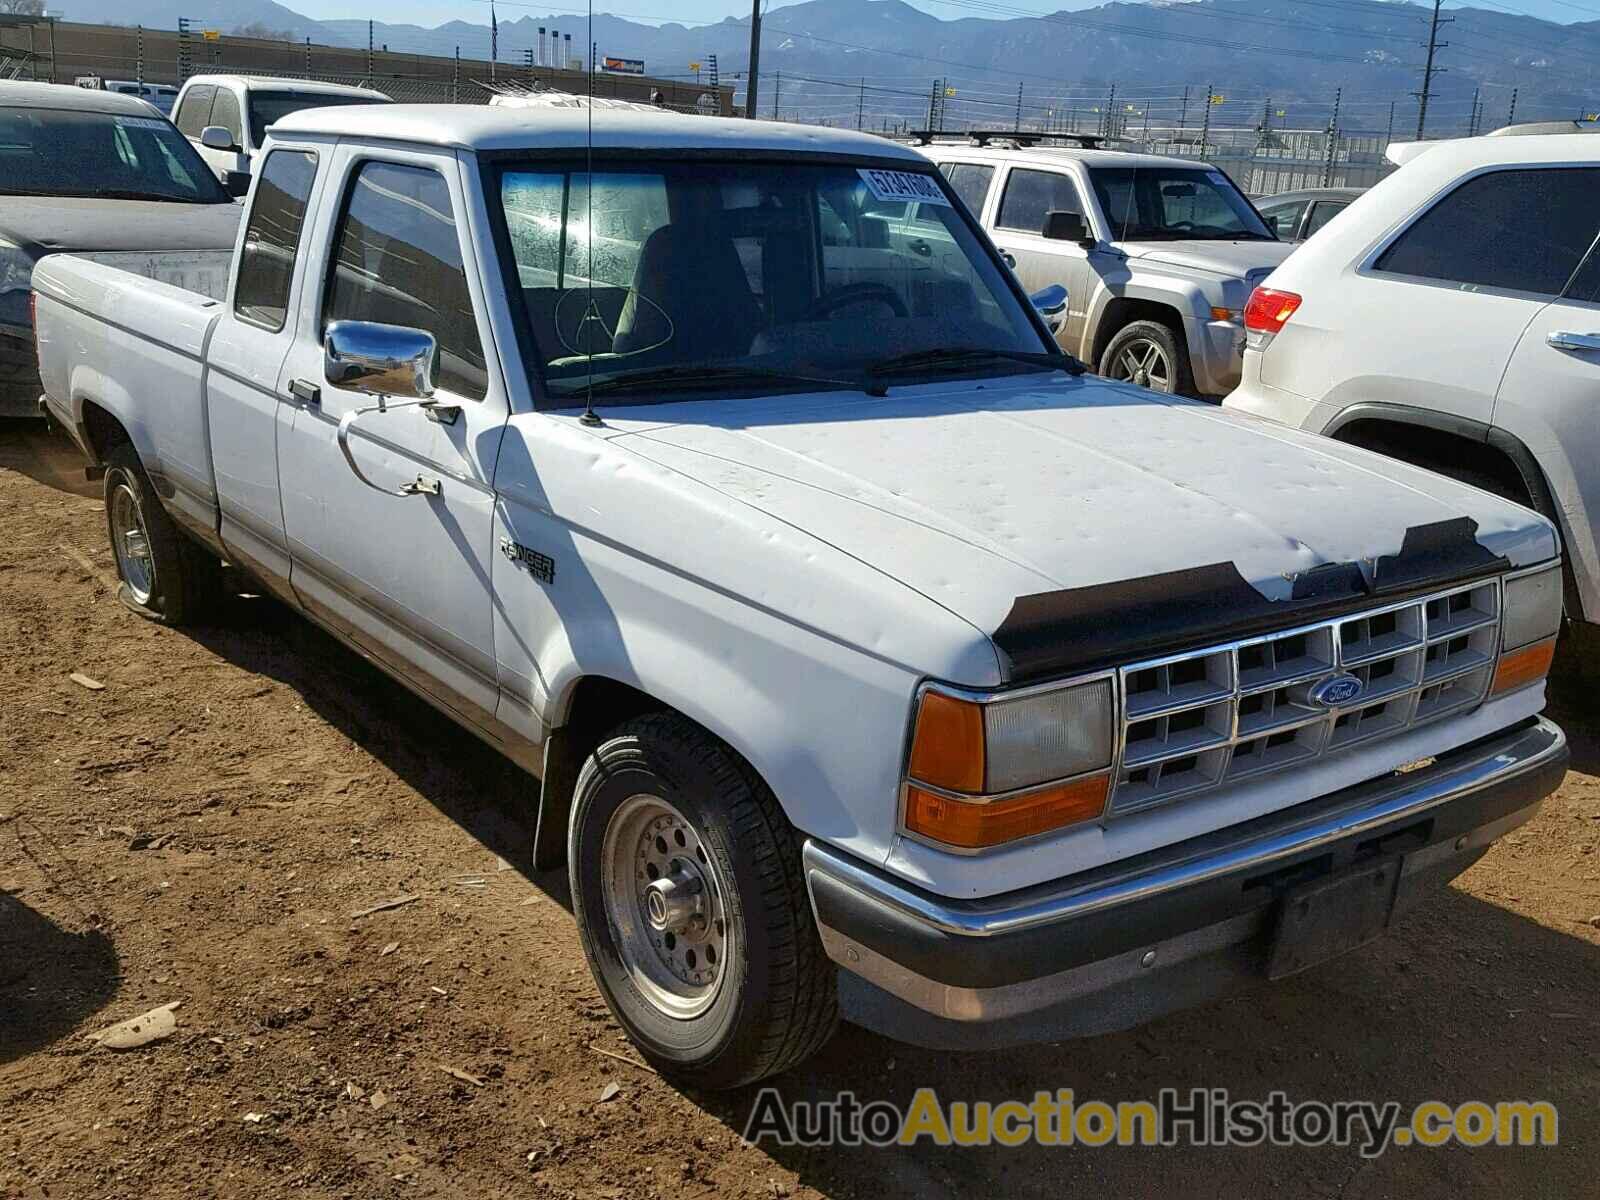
[804,718,1567,1048]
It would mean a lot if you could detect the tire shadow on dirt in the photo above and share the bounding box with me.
[688,886,1600,1199]
[180,591,572,909]
[0,891,119,1065]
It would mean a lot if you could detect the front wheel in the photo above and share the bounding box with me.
[1099,319,1195,397]
[568,713,838,1088]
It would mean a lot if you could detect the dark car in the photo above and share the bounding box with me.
[1253,186,1365,243]
[0,81,242,418]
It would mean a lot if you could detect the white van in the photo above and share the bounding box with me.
[170,75,390,184]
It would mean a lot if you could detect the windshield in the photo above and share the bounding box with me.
[0,106,230,202]
[1088,166,1273,241]
[248,92,386,147]
[493,158,1046,403]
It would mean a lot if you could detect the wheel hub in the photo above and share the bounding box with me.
[601,795,732,1018]
[109,481,156,605]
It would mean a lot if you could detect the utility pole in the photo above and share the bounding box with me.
[524,47,535,87]
[366,19,373,87]
[453,46,460,103]
[1103,82,1116,138]
[1386,98,1396,148]
[136,24,143,87]
[491,3,499,82]
[1199,82,1213,153]
[304,36,311,78]
[1467,85,1481,135]
[772,70,781,120]
[857,77,866,130]
[1015,81,1024,131]
[1507,87,1518,126]
[927,78,939,130]
[177,17,191,84]
[1178,84,1190,133]
[746,0,763,120]
[1414,0,1451,140]
[1321,87,1342,186]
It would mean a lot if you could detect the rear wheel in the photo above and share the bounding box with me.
[104,443,221,625]
[569,712,838,1088]
[1099,320,1195,397]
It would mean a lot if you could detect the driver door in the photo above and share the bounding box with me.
[276,145,509,732]
[990,165,1097,354]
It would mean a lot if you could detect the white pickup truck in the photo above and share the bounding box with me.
[35,104,1569,1088]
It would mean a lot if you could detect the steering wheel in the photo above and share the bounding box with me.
[800,282,909,321]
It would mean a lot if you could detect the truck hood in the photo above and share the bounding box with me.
[0,197,241,257]
[613,376,1556,678]
[1115,238,1296,280]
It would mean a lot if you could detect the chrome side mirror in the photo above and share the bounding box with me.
[1030,284,1069,333]
[199,125,239,152]
[325,320,437,402]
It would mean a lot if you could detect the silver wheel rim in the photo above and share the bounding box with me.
[600,794,732,1020]
[1110,337,1174,391]
[109,479,156,606]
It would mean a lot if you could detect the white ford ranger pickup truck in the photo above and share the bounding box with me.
[33,105,1568,1088]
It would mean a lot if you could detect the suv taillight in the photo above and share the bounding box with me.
[1244,287,1302,334]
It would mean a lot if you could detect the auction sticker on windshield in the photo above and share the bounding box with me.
[858,168,951,206]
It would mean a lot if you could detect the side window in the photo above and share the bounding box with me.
[1303,200,1347,238]
[1375,168,1600,296]
[325,161,488,401]
[208,88,243,145]
[996,168,1081,234]
[1258,199,1307,239]
[234,150,318,331]
[174,84,214,138]
[943,163,996,218]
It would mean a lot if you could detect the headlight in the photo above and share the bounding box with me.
[0,241,33,296]
[1491,564,1562,696]
[902,678,1115,850]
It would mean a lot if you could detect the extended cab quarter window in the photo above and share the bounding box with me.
[234,150,318,331]
[208,88,243,146]
[941,163,996,217]
[325,160,488,401]
[1375,167,1600,296]
[996,168,1082,234]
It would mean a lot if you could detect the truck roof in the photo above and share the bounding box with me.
[181,74,390,100]
[268,103,927,161]
[0,79,162,116]
[1386,130,1600,171]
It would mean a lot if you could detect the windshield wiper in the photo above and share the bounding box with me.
[864,346,1083,394]
[554,363,860,400]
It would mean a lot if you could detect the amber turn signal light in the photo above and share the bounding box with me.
[907,690,986,794]
[904,774,1110,850]
[1491,637,1556,696]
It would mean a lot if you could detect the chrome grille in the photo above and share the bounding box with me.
[1111,579,1501,815]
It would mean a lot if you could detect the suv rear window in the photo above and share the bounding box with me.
[1375,167,1600,296]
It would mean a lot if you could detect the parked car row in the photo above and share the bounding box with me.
[25,101,1568,1088]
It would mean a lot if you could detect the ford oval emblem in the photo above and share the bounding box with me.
[1308,673,1364,708]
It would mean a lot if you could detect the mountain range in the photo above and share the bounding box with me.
[48,0,1600,135]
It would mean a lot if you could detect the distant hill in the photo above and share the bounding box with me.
[51,0,1600,134]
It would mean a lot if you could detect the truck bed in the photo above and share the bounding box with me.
[34,252,230,537]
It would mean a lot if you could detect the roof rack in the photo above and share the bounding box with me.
[906,128,1118,149]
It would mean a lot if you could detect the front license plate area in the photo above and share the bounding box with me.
[1267,857,1401,981]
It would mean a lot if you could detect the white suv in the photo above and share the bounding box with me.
[1226,133,1600,662]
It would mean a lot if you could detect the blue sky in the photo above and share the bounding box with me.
[287,0,1592,30]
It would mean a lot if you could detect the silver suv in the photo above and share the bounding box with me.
[920,139,1295,398]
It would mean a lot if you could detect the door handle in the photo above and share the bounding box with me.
[998,249,1017,269]
[1546,330,1600,352]
[288,378,320,405]
[910,238,932,257]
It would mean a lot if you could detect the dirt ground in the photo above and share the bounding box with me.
[1,417,1598,1200]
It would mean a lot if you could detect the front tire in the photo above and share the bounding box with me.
[569,713,838,1089]
[1099,319,1195,397]
[104,443,221,625]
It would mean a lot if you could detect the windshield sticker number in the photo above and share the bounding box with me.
[858,169,951,207]
[115,116,170,132]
